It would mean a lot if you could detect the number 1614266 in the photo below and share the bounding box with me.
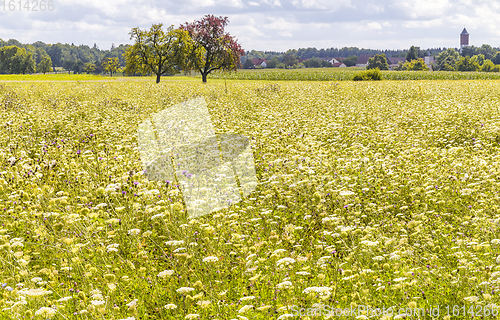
[1,0,54,11]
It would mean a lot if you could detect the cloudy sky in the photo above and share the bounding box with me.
[0,0,499,52]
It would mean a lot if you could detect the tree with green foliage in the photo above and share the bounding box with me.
[304,57,321,68]
[480,60,500,72]
[456,56,479,71]
[242,58,254,69]
[266,56,280,68]
[471,54,485,66]
[342,55,358,67]
[461,46,477,57]
[47,44,63,67]
[181,15,245,83]
[62,60,75,73]
[367,54,389,70]
[403,58,429,71]
[479,44,494,60]
[0,45,36,74]
[102,57,119,76]
[320,60,332,67]
[83,62,96,74]
[73,60,84,74]
[282,52,298,67]
[435,48,459,71]
[406,46,423,62]
[37,56,52,74]
[492,52,500,65]
[124,23,193,83]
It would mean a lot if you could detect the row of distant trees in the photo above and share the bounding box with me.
[0,45,52,74]
[249,45,500,72]
[0,45,123,75]
[0,15,244,82]
[0,38,128,74]
[244,44,500,70]
[364,47,500,72]
[244,47,446,61]
[433,48,500,71]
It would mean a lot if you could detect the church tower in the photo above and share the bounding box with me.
[460,28,469,51]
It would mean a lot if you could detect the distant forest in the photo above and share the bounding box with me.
[0,38,128,74]
[243,47,448,61]
[1,37,500,74]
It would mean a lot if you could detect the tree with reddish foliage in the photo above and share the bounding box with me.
[181,15,244,83]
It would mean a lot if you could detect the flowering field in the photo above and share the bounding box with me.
[209,68,500,81]
[1,79,500,319]
[0,74,116,81]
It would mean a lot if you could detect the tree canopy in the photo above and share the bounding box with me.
[406,46,424,62]
[37,56,52,74]
[402,58,429,71]
[343,55,358,67]
[103,57,120,76]
[124,24,193,83]
[435,48,459,71]
[181,15,244,83]
[456,56,480,71]
[367,54,389,70]
[0,45,36,74]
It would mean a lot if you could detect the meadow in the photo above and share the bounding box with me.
[0,74,117,82]
[1,78,500,319]
[209,68,500,81]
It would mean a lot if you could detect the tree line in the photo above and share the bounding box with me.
[0,15,244,83]
[0,38,129,74]
[243,44,500,71]
[355,45,500,72]
[3,23,500,77]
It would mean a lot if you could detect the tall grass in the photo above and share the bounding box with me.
[0,74,116,81]
[209,68,500,81]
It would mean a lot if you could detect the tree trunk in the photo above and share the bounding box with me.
[156,73,161,83]
[202,72,207,83]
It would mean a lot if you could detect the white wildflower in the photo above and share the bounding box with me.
[176,287,195,294]
[276,257,295,267]
[276,281,293,289]
[158,270,175,279]
[126,299,138,307]
[202,256,219,263]
[128,229,140,235]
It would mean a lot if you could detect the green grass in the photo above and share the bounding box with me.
[207,68,500,81]
[0,74,116,81]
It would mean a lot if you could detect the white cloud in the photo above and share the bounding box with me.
[292,0,352,10]
[365,3,385,14]
[402,19,443,28]
[261,0,281,6]
[392,0,452,19]
[278,31,293,37]
[367,22,382,30]
[264,17,299,31]
[3,0,500,53]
